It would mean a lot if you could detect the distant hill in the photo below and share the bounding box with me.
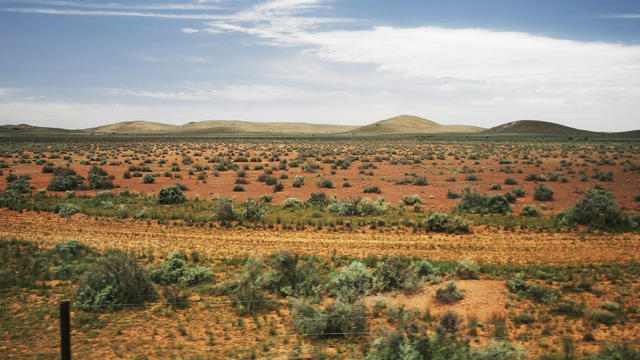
[86,120,356,135]
[0,124,76,134]
[485,120,590,135]
[344,115,484,135]
[86,121,180,134]
[2,117,637,137]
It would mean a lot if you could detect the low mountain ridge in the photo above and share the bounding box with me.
[345,115,484,135]
[484,120,590,134]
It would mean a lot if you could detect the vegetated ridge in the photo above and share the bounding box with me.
[1,116,637,136]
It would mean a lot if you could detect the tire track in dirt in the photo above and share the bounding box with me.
[0,209,638,264]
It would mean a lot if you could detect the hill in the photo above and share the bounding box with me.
[86,121,181,134]
[179,120,356,135]
[345,115,484,135]
[0,124,76,134]
[485,120,590,135]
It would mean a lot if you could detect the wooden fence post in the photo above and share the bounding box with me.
[60,301,71,360]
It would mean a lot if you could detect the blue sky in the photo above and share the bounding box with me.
[0,0,639,131]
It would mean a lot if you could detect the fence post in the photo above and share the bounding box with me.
[60,301,71,360]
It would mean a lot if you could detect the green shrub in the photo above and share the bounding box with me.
[412,260,438,277]
[423,212,470,234]
[291,299,366,337]
[212,196,237,221]
[363,185,382,194]
[242,199,265,222]
[148,252,212,286]
[281,197,303,210]
[456,258,480,279]
[292,176,305,188]
[504,177,518,185]
[263,249,323,298]
[158,184,187,204]
[357,197,389,216]
[328,261,373,303]
[141,172,155,184]
[372,256,412,292]
[592,310,616,325]
[558,187,625,230]
[447,189,461,199]
[401,194,422,206]
[56,203,80,217]
[534,184,554,201]
[51,239,87,259]
[47,168,83,191]
[600,301,620,312]
[513,311,535,325]
[87,165,114,190]
[233,184,245,192]
[328,199,359,216]
[76,251,157,311]
[224,257,269,314]
[436,281,463,303]
[512,187,526,197]
[455,187,511,214]
[6,178,31,194]
[551,299,585,317]
[316,178,334,188]
[489,183,502,190]
[520,204,540,217]
[306,192,329,207]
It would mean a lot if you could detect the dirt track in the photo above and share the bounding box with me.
[1,209,638,265]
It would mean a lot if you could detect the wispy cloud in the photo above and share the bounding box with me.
[103,83,343,102]
[598,14,640,19]
[0,0,224,11]
[1,7,228,19]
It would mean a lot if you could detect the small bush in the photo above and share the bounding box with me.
[316,178,335,189]
[401,194,422,206]
[76,251,157,311]
[489,183,502,190]
[242,199,265,222]
[423,212,470,234]
[281,197,304,210]
[436,281,463,303]
[455,187,511,214]
[212,196,237,221]
[306,192,329,207]
[148,252,212,286]
[56,203,80,217]
[533,184,554,201]
[363,185,382,194]
[158,185,187,204]
[558,187,625,230]
[328,261,373,303]
[520,204,540,217]
[328,199,359,216]
[592,310,616,325]
[291,300,366,337]
[504,177,518,185]
[292,176,305,188]
[233,184,245,192]
[141,172,155,184]
[456,258,480,279]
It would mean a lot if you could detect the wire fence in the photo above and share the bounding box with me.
[2,293,640,359]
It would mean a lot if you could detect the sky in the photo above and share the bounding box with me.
[0,0,639,131]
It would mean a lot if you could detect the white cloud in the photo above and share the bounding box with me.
[599,14,640,19]
[181,28,200,34]
[0,1,224,10]
[103,83,345,102]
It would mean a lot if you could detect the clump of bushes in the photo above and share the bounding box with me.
[558,187,626,230]
[456,258,480,279]
[212,196,237,221]
[87,165,114,190]
[533,184,554,201]
[56,203,80,217]
[328,199,359,216]
[141,172,155,184]
[148,252,212,286]
[422,212,470,234]
[291,299,367,337]
[262,249,323,298]
[242,199,265,222]
[281,197,304,210]
[158,184,187,204]
[47,167,83,191]
[436,281,463,303]
[520,204,540,217]
[328,261,373,303]
[76,251,157,311]
[401,194,422,206]
[455,187,511,214]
